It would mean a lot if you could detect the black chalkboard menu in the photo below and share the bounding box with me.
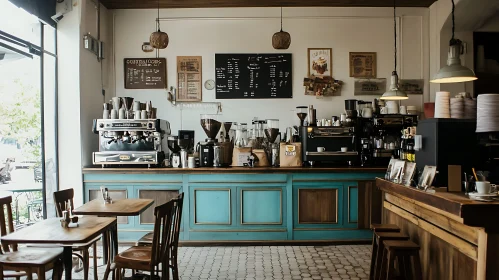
[215,53,292,99]
[124,58,166,89]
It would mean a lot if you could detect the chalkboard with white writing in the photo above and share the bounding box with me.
[124,58,166,89]
[215,53,292,99]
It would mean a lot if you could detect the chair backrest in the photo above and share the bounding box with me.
[0,196,17,253]
[53,188,75,217]
[169,193,184,256]
[150,199,175,268]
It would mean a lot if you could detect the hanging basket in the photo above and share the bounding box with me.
[272,31,291,50]
[150,31,169,49]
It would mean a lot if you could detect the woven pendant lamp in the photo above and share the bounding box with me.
[272,7,291,50]
[150,0,169,49]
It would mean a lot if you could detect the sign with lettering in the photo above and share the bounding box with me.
[124,58,166,89]
[215,53,292,99]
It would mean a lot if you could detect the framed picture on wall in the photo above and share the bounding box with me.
[349,52,377,78]
[177,56,202,102]
[308,48,332,77]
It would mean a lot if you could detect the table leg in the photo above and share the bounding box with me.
[111,224,118,258]
[63,246,72,280]
[102,231,109,264]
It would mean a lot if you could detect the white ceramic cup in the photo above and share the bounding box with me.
[380,107,388,114]
[118,108,126,119]
[476,181,495,194]
[110,109,118,119]
[341,147,348,152]
[399,106,407,115]
[140,110,147,119]
[102,109,110,119]
[188,157,196,168]
[317,147,326,152]
[134,111,141,120]
[362,107,373,118]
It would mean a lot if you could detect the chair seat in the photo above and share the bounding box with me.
[136,232,153,246]
[114,246,153,271]
[0,247,63,267]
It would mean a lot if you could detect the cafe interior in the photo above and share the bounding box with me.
[0,0,498,279]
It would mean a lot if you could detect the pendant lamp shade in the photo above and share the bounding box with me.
[381,71,408,100]
[430,43,477,83]
[431,0,477,84]
[380,0,408,101]
[150,31,169,49]
[273,7,291,50]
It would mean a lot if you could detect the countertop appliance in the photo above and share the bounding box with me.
[300,126,358,166]
[92,119,168,167]
[198,114,222,167]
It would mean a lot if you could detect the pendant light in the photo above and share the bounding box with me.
[150,0,169,49]
[430,0,477,83]
[272,7,291,50]
[380,0,408,100]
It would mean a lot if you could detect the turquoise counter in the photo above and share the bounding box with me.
[82,167,384,243]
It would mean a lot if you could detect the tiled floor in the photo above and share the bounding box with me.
[69,245,371,280]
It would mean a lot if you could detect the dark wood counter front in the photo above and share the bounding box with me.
[83,166,386,174]
[377,178,499,280]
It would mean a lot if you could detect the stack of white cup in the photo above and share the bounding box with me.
[450,98,464,119]
[434,91,450,118]
[477,94,499,132]
[386,101,399,114]
[464,98,477,119]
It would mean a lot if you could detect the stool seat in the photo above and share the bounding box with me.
[370,223,400,232]
[376,232,409,240]
[383,240,420,250]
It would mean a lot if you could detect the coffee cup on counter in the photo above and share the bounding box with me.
[380,107,388,114]
[476,181,497,194]
[399,106,407,115]
[317,147,326,153]
[341,147,348,152]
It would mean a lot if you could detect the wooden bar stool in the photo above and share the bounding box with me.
[370,232,409,280]
[379,240,423,280]
[369,224,401,280]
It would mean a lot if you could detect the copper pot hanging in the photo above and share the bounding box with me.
[150,30,169,49]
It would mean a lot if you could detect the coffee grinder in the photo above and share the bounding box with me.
[264,119,280,167]
[167,136,181,168]
[199,114,222,167]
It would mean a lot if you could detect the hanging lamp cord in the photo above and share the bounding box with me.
[449,0,460,46]
[280,7,283,32]
[393,0,397,73]
[157,0,161,31]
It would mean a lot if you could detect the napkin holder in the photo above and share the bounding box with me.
[101,186,113,204]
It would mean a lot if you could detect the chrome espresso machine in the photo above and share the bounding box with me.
[92,119,169,167]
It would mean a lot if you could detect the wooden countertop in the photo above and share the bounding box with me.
[82,166,386,174]
[377,178,499,229]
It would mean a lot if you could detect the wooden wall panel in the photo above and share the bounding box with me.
[384,208,478,280]
[357,180,382,229]
[138,190,179,224]
[298,189,337,224]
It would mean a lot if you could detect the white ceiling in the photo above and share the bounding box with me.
[443,0,499,31]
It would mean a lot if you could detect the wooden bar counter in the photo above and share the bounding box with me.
[377,178,499,280]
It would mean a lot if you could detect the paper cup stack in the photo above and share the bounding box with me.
[464,98,477,119]
[450,98,464,119]
[434,91,451,118]
[477,94,499,132]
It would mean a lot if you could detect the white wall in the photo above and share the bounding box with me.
[477,13,499,31]
[57,0,113,204]
[114,7,429,143]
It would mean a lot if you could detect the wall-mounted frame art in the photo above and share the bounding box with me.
[354,78,386,95]
[400,79,424,95]
[177,56,202,102]
[349,52,377,78]
[308,48,332,77]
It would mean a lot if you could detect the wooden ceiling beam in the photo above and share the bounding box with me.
[100,0,436,10]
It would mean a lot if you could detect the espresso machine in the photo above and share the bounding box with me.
[300,126,358,166]
[198,114,222,167]
[92,119,168,167]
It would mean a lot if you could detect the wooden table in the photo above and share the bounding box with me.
[0,216,116,280]
[73,198,154,278]
[377,178,499,280]
[72,198,154,216]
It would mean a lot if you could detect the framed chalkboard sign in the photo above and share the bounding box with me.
[124,58,166,89]
[215,53,292,99]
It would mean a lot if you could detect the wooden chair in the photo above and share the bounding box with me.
[370,232,409,280]
[135,193,184,279]
[0,196,63,280]
[53,189,99,280]
[114,195,182,280]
